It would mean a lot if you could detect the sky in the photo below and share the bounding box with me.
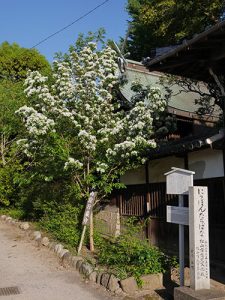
[0,0,129,61]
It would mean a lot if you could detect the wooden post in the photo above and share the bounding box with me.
[77,225,87,255]
[145,161,150,214]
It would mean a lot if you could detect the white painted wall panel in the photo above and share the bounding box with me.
[149,156,184,183]
[120,165,146,185]
[120,149,224,185]
[188,149,224,179]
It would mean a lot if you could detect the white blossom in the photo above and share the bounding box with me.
[17,41,166,189]
[64,157,83,170]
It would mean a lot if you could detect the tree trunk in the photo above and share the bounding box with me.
[87,158,94,252]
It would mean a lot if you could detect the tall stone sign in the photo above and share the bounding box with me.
[189,186,210,290]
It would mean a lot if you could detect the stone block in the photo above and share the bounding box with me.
[140,273,163,291]
[1,215,6,220]
[88,271,97,282]
[70,256,81,268]
[174,287,225,300]
[108,274,120,292]
[20,222,30,230]
[80,262,93,276]
[41,237,49,247]
[96,272,103,285]
[101,273,111,288]
[59,249,69,258]
[120,276,138,294]
[61,252,72,266]
[76,260,83,271]
[95,209,120,238]
[114,287,125,295]
[32,231,41,240]
[54,244,63,254]
[35,237,42,247]
[48,242,57,250]
[6,216,12,223]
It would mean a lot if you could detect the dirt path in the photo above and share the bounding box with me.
[0,222,115,300]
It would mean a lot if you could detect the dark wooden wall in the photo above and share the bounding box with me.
[111,177,225,264]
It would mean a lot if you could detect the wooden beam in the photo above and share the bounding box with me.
[154,58,196,71]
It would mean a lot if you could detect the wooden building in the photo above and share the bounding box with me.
[111,56,225,265]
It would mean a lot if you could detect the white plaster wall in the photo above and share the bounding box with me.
[149,156,185,183]
[120,165,146,185]
[120,149,224,185]
[188,149,224,180]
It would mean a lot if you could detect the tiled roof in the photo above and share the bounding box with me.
[119,60,221,119]
[148,129,224,159]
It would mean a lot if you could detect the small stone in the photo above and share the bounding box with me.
[1,215,6,220]
[96,272,103,285]
[88,271,97,282]
[41,237,49,247]
[101,273,111,288]
[114,287,125,295]
[61,252,72,266]
[54,244,63,254]
[59,249,69,258]
[76,260,83,271]
[120,277,138,294]
[71,256,82,268]
[32,231,41,240]
[6,216,12,223]
[140,273,163,291]
[80,262,93,276]
[35,237,42,247]
[20,222,30,230]
[108,274,120,292]
[48,242,57,250]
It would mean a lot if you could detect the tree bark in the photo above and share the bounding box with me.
[87,158,94,252]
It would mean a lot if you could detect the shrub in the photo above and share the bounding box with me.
[95,218,177,283]
[0,158,23,207]
[40,203,83,248]
[0,207,25,219]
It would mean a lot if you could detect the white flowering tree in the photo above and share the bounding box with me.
[16,41,166,250]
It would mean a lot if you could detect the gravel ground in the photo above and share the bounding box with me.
[0,221,116,300]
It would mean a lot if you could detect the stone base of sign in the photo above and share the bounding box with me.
[174,286,225,300]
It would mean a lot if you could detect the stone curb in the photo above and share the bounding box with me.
[0,215,124,295]
[0,214,163,296]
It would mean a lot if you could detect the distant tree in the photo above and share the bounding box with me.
[125,0,225,60]
[0,42,51,164]
[0,42,51,81]
[0,42,51,206]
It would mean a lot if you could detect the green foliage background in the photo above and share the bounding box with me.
[95,218,177,284]
[126,0,225,60]
[0,36,177,278]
